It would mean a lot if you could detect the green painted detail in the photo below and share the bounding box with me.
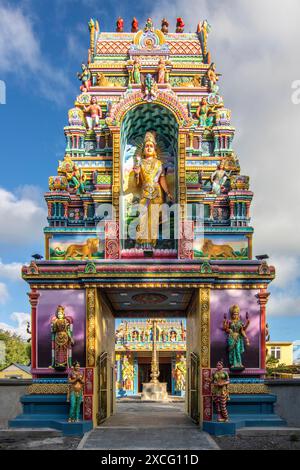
[85,262,97,274]
[186,172,199,184]
[96,174,112,185]
[200,261,213,274]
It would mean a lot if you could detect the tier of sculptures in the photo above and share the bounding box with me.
[116,319,186,344]
[113,17,198,34]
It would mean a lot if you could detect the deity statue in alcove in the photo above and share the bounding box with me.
[133,131,173,248]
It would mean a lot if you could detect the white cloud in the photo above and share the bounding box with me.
[0,4,75,104]
[0,312,30,339]
[0,186,46,245]
[150,0,300,258]
[0,260,23,281]
[268,292,300,317]
[0,283,9,304]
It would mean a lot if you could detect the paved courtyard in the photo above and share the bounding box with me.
[79,401,219,450]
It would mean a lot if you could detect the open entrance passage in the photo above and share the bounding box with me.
[96,287,202,428]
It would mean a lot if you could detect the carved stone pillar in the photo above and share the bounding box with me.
[256,290,270,372]
[28,289,40,370]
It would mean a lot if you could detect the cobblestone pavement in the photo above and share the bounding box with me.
[79,401,219,450]
[214,428,300,450]
[0,429,80,450]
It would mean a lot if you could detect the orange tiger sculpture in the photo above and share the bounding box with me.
[202,239,237,259]
[64,238,99,260]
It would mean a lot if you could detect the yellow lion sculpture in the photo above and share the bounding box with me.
[65,238,99,260]
[202,239,237,259]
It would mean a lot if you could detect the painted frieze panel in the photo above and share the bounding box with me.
[37,289,86,368]
[48,232,105,260]
[210,289,261,370]
[194,233,249,260]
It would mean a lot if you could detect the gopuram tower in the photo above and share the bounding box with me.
[12,17,281,436]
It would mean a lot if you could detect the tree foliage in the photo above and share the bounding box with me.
[0,329,30,369]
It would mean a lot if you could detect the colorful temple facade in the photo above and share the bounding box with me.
[115,319,186,397]
[11,16,283,436]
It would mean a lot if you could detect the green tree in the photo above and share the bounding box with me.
[0,330,30,369]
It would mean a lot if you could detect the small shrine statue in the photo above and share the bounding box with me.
[122,355,134,391]
[59,156,86,194]
[207,62,219,93]
[131,17,139,33]
[157,58,168,84]
[210,160,230,195]
[196,97,214,127]
[176,18,185,33]
[50,305,74,370]
[67,362,84,422]
[84,95,102,130]
[161,18,169,34]
[116,17,124,33]
[144,17,154,32]
[211,361,230,422]
[134,131,173,248]
[77,63,91,93]
[223,304,250,371]
[143,74,158,102]
[131,58,141,85]
[173,355,186,392]
[197,20,212,63]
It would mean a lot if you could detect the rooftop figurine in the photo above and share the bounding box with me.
[131,17,139,33]
[176,17,185,33]
[161,18,169,34]
[77,63,91,92]
[144,17,154,32]
[197,19,212,63]
[116,16,124,32]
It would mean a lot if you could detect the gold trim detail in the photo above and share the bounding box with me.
[228,383,269,394]
[112,131,120,225]
[27,384,68,394]
[86,288,96,367]
[200,287,210,368]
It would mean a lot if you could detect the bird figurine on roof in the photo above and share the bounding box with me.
[176,18,185,33]
[32,254,44,260]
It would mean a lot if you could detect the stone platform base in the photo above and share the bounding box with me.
[9,394,93,436]
[203,394,286,436]
[141,382,169,401]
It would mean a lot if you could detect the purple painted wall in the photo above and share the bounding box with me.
[37,290,86,368]
[210,289,260,369]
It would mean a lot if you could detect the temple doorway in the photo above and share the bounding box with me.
[96,286,203,427]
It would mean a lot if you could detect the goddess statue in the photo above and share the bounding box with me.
[196,97,214,127]
[122,356,134,391]
[67,362,84,422]
[173,355,186,392]
[223,304,250,371]
[210,161,230,195]
[50,305,74,370]
[157,58,167,84]
[134,131,173,248]
[58,156,86,194]
[132,59,141,85]
[84,96,102,130]
[211,361,230,422]
[207,63,219,93]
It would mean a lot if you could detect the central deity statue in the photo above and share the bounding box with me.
[134,131,173,248]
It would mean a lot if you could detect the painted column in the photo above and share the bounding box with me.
[28,289,40,371]
[133,354,138,395]
[256,290,270,373]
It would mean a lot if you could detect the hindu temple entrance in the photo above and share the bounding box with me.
[94,285,205,428]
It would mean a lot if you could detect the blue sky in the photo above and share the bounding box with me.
[0,0,300,344]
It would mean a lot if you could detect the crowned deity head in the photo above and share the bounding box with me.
[229,304,240,321]
[142,131,158,159]
[56,305,65,320]
[216,360,224,370]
